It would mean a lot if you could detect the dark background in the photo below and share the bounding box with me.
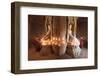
[28,15,88,48]
[28,15,88,60]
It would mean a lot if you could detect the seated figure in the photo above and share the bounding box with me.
[67,24,81,57]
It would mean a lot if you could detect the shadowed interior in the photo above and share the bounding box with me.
[28,15,88,60]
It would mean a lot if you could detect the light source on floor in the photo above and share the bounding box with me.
[41,37,66,46]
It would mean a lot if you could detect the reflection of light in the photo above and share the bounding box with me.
[58,44,61,46]
[55,37,57,40]
[52,37,56,40]
[41,37,67,46]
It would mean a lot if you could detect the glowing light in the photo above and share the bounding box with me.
[41,37,67,46]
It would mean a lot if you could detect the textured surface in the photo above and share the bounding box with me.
[28,46,87,60]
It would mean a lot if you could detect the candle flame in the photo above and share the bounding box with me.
[41,37,66,46]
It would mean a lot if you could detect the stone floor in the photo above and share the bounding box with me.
[28,47,88,60]
[78,48,88,58]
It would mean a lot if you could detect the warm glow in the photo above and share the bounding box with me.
[40,36,80,47]
[41,37,67,46]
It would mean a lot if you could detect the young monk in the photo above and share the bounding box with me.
[67,24,81,57]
